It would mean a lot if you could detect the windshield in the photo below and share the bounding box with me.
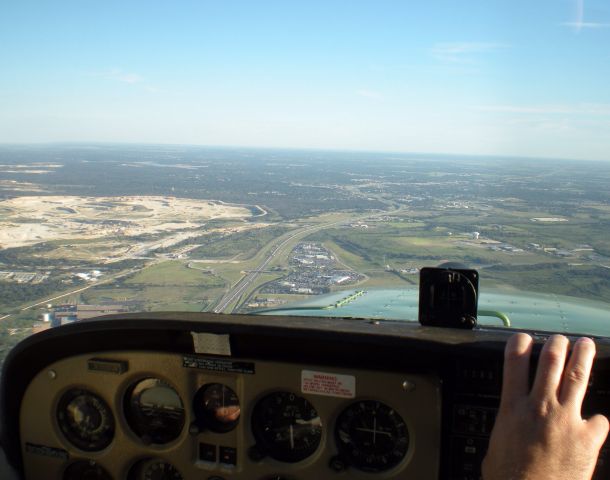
[1,0,610,363]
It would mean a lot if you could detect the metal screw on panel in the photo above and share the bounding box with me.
[48,370,57,380]
[402,380,416,392]
[460,316,477,328]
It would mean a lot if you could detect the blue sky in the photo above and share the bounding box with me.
[1,0,609,160]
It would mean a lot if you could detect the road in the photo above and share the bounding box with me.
[2,207,404,320]
[212,221,343,313]
[21,284,101,312]
[1,264,148,320]
[212,209,404,313]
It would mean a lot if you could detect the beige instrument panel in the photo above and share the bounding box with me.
[20,351,441,479]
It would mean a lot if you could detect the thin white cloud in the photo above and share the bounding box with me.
[431,42,508,63]
[472,103,610,116]
[503,117,573,131]
[86,69,163,93]
[561,21,610,29]
[356,89,384,100]
[561,0,610,31]
[115,72,142,84]
[576,0,585,27]
[88,69,143,84]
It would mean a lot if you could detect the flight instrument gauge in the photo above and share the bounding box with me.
[124,378,185,444]
[56,388,115,451]
[63,460,112,480]
[194,383,240,433]
[127,458,183,480]
[251,391,322,463]
[334,400,409,472]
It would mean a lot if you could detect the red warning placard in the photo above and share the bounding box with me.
[301,370,356,398]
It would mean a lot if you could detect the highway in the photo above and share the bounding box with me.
[212,221,343,313]
[3,207,404,321]
[211,209,404,313]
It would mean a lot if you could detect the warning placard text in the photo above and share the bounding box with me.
[301,370,356,398]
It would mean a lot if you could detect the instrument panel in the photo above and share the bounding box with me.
[3,313,610,480]
[19,351,441,479]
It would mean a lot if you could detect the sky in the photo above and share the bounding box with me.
[1,0,609,161]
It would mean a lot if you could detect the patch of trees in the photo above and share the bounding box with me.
[0,244,58,267]
[0,277,84,308]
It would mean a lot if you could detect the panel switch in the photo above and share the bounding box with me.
[199,443,217,462]
[219,446,237,466]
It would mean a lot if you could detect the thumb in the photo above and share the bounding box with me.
[584,414,610,448]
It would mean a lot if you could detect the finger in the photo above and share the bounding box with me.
[559,337,595,408]
[499,333,533,409]
[531,335,569,401]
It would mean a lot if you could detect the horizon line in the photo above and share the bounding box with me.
[0,140,607,164]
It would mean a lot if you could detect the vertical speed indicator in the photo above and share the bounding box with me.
[334,400,409,472]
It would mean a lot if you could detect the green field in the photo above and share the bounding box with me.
[190,226,290,260]
[82,284,220,312]
[125,261,224,287]
[300,214,610,303]
[80,260,226,311]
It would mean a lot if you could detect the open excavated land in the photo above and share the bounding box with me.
[0,196,268,263]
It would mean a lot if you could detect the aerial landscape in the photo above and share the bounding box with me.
[1,144,610,362]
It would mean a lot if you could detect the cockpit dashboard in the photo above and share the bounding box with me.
[2,313,609,480]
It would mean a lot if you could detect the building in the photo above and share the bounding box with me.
[50,304,129,327]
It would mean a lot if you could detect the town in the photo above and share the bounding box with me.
[261,242,364,295]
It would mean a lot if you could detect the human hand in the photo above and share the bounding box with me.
[482,333,609,480]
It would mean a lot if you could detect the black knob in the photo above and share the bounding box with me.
[329,455,347,472]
